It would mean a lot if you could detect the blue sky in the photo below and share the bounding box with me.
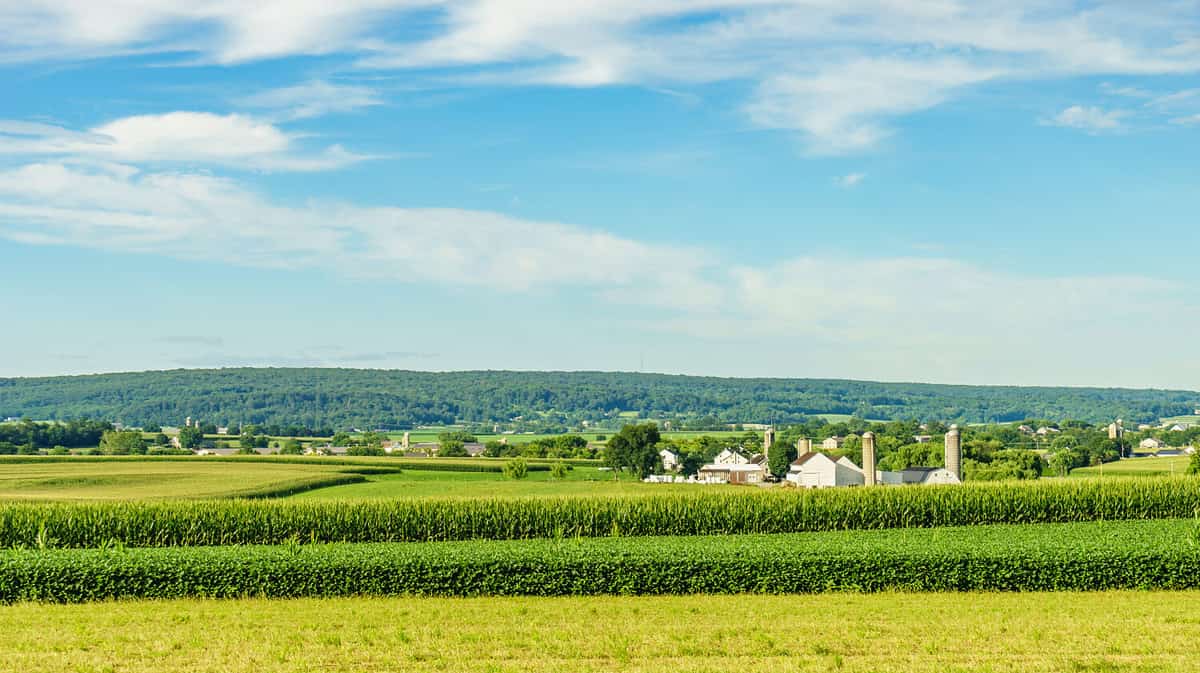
[1,1,1199,387]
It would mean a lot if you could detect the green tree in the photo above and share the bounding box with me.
[604,423,662,478]
[331,432,352,447]
[502,458,529,480]
[100,430,146,455]
[439,439,469,457]
[279,439,304,455]
[766,441,796,478]
[550,462,569,479]
[177,426,203,450]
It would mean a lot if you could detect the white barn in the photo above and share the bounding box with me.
[786,452,864,488]
[880,466,961,485]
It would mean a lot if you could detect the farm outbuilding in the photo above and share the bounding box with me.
[785,452,864,488]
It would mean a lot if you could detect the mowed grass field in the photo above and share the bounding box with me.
[0,458,702,501]
[1071,455,1192,478]
[2,591,1195,673]
[291,465,713,500]
[0,460,372,501]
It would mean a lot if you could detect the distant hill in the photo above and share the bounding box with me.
[0,368,1195,429]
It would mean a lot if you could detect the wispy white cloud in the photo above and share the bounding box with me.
[0,162,707,291]
[1170,114,1200,126]
[836,172,866,188]
[0,113,368,171]
[1043,105,1128,132]
[237,80,383,120]
[3,2,1200,153]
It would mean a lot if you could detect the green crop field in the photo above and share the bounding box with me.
[292,465,697,500]
[1,591,1195,672]
[5,519,1199,601]
[1070,455,1192,478]
[0,459,381,501]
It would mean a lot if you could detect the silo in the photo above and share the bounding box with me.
[796,438,812,456]
[945,424,962,481]
[862,431,877,486]
[763,426,776,454]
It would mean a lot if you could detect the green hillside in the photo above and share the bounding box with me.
[1,368,1195,430]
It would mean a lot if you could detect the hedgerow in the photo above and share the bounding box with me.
[2,519,1197,602]
[1,477,1198,548]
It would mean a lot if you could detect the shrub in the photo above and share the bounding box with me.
[550,462,569,479]
[503,459,528,480]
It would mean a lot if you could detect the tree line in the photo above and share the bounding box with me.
[2,368,1196,430]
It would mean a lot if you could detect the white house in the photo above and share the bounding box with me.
[892,466,961,485]
[697,462,766,484]
[912,435,933,444]
[786,452,864,488]
[821,436,845,450]
[659,448,680,472]
[1036,426,1060,436]
[1169,424,1188,432]
[1140,437,1166,450]
[713,448,750,465]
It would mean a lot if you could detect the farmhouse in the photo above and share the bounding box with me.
[821,436,845,450]
[713,448,750,465]
[912,435,933,444]
[785,452,864,488]
[697,462,766,484]
[1140,438,1166,450]
[659,448,680,471]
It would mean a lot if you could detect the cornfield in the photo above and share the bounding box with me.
[2,476,1197,548]
[2,518,1197,602]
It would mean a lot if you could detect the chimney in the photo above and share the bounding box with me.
[862,431,876,486]
[945,424,962,481]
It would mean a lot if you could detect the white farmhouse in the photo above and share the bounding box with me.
[1140,437,1166,450]
[713,448,750,465]
[659,448,680,472]
[697,462,767,484]
[786,452,864,488]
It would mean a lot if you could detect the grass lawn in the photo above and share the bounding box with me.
[1,591,1195,672]
[0,460,371,501]
[1070,455,1191,478]
[292,465,730,500]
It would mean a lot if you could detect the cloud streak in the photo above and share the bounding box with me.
[3,2,1200,152]
[0,113,368,172]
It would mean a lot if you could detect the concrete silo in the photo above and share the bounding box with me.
[945,424,962,482]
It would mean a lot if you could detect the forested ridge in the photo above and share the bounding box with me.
[0,368,1195,429]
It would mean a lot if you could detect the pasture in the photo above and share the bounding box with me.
[0,457,674,501]
[1071,455,1191,478]
[1,591,1195,672]
[0,459,378,501]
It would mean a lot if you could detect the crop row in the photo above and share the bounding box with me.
[2,519,1197,602]
[2,476,1199,548]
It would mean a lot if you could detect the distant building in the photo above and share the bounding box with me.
[216,427,229,436]
[1036,427,1060,436]
[1140,438,1166,450]
[713,448,750,465]
[786,452,864,488]
[879,467,962,485]
[821,436,845,450]
[912,435,932,444]
[659,449,680,472]
[1169,424,1188,432]
[697,462,766,485]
